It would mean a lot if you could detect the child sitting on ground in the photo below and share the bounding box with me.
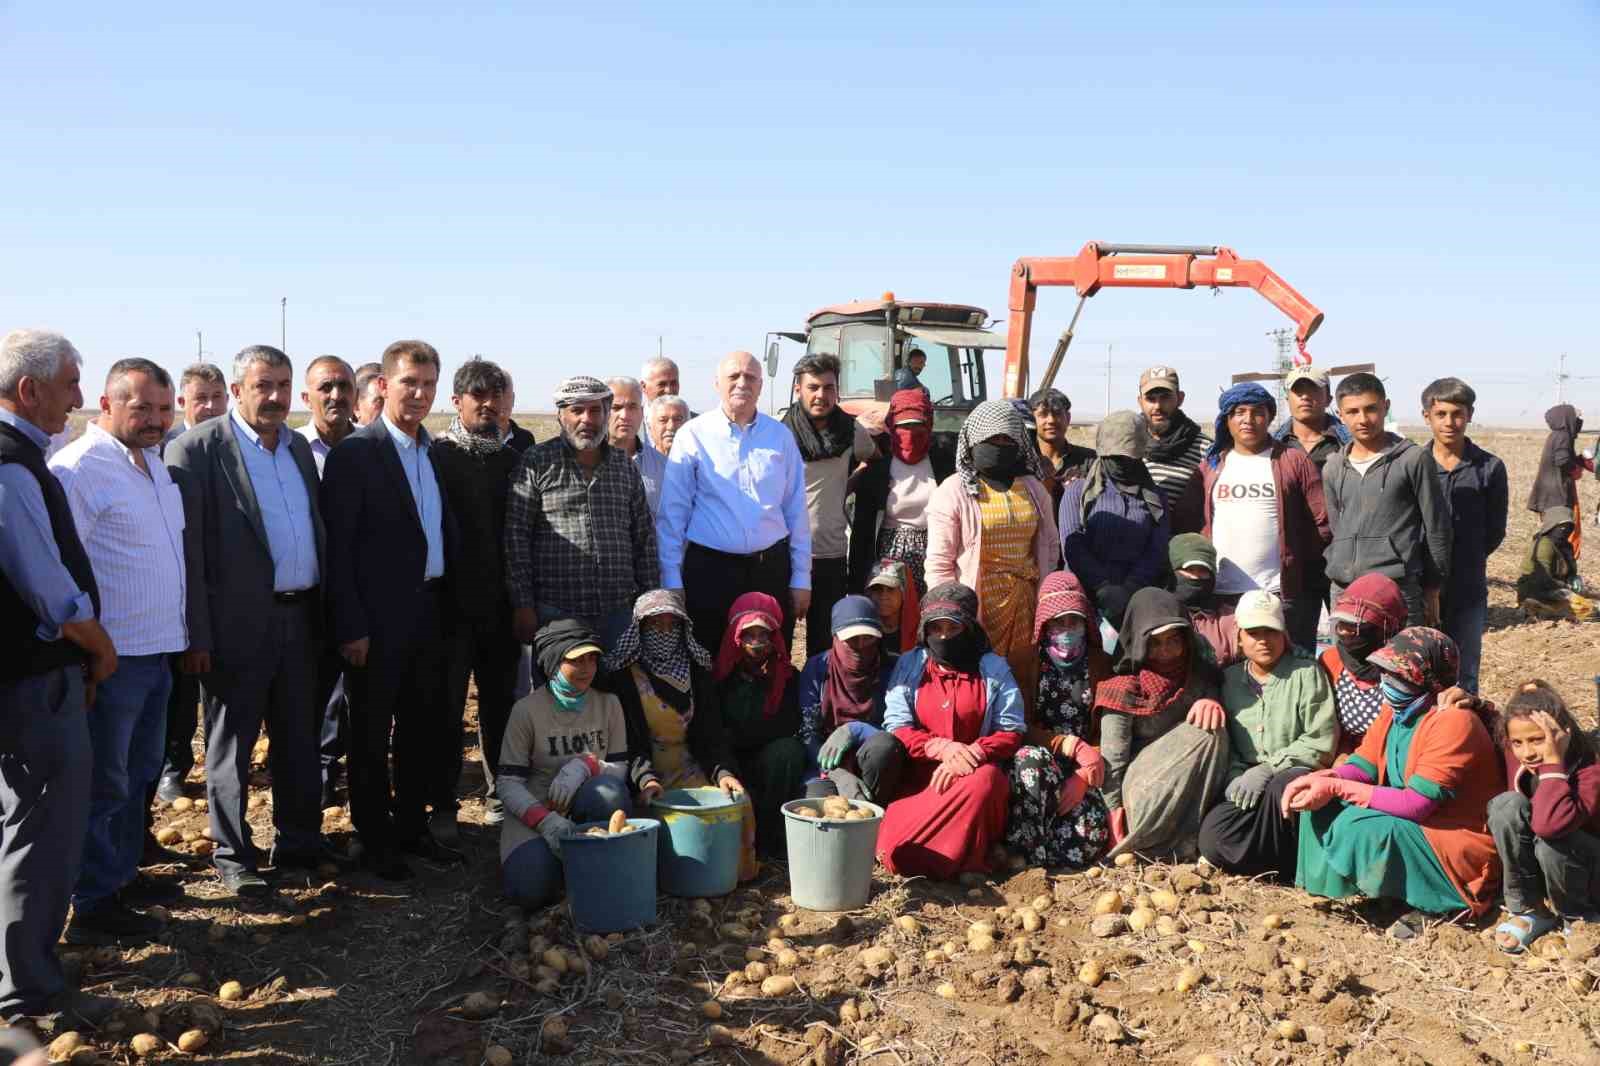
[1488,680,1600,953]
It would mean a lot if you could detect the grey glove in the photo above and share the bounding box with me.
[818,725,857,771]
[1225,764,1276,811]
[537,812,575,857]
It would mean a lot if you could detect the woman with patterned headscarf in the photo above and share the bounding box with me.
[1286,628,1502,930]
[1317,573,1409,756]
[596,590,759,880]
[1004,572,1113,869]
[874,582,1027,878]
[711,592,807,856]
[925,400,1059,706]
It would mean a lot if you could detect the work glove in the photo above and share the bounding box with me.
[1280,770,1340,817]
[537,812,575,857]
[818,725,857,771]
[547,758,593,814]
[1064,737,1106,789]
[1225,764,1276,811]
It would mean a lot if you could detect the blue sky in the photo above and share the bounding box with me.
[3,2,1596,424]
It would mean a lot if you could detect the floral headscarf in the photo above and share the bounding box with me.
[1367,626,1460,695]
[712,591,793,717]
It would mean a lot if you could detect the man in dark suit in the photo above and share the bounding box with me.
[167,345,333,899]
[321,340,459,879]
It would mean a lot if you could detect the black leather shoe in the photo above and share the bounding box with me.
[218,867,274,899]
[155,772,186,805]
[64,900,160,946]
[358,848,413,881]
[117,872,183,905]
[398,833,466,866]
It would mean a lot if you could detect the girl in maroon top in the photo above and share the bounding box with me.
[874,583,1027,878]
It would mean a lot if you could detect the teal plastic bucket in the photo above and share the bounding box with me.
[648,787,743,898]
[561,818,659,933]
[782,798,884,911]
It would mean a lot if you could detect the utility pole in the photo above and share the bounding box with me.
[280,298,287,353]
[1265,328,1295,409]
[196,330,202,359]
[1558,353,1567,404]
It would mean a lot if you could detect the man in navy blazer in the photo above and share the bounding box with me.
[321,340,460,879]
[167,345,334,898]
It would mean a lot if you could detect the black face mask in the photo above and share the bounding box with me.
[1337,626,1383,662]
[1102,455,1144,484]
[972,440,1020,478]
[927,628,982,672]
[1173,574,1215,608]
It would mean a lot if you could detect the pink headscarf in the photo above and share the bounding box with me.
[713,591,793,717]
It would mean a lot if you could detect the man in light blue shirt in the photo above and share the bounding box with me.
[656,351,811,653]
[380,410,446,579]
[607,376,667,517]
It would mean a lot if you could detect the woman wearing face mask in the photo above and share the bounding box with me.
[1058,411,1171,634]
[497,620,637,908]
[875,583,1026,877]
[1005,572,1113,868]
[1168,533,1240,668]
[1528,404,1593,562]
[1095,588,1230,860]
[796,595,904,802]
[596,590,759,881]
[1317,574,1409,757]
[1285,628,1502,932]
[1517,507,1597,621]
[925,400,1060,707]
[711,592,807,856]
[864,558,920,653]
[848,388,953,598]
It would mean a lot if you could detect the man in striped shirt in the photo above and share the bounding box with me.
[50,359,190,946]
[1138,365,1211,534]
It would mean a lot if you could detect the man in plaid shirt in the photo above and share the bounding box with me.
[506,376,658,663]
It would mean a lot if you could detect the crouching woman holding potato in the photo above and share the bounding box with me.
[497,619,656,908]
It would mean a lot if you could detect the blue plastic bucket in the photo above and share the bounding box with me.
[561,818,659,933]
[648,787,743,898]
[782,798,884,911]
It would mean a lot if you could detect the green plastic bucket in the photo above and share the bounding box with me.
[561,818,659,933]
[782,798,884,911]
[647,787,743,898]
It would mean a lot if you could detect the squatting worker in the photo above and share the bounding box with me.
[294,355,357,806]
[506,375,658,656]
[656,350,812,654]
[322,340,460,880]
[607,375,666,517]
[0,329,120,1029]
[433,359,522,828]
[51,358,189,945]
[782,353,875,659]
[167,345,333,899]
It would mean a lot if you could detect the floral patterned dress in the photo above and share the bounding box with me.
[1005,653,1111,868]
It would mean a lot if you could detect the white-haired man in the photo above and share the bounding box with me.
[0,330,120,1028]
[607,376,666,516]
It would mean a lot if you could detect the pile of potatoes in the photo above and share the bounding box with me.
[792,796,874,822]
[582,810,639,837]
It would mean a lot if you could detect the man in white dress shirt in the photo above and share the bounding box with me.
[50,359,190,945]
[656,350,811,653]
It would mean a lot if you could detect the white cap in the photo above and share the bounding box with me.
[1235,590,1286,633]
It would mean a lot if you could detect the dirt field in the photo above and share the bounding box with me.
[40,425,1600,1065]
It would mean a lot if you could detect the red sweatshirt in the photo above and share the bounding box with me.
[1503,747,1600,838]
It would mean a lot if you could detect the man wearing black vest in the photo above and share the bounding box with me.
[0,329,119,1029]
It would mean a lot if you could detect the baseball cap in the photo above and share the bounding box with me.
[1284,366,1331,391]
[1139,366,1180,393]
[562,642,603,661]
[866,560,904,590]
[1235,590,1287,632]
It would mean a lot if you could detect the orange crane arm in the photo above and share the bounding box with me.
[1002,242,1324,399]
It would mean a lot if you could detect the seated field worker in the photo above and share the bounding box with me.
[1318,574,1409,757]
[1199,591,1337,878]
[796,596,901,802]
[497,621,642,909]
[1517,507,1598,622]
[864,558,920,653]
[1488,681,1600,953]
[1095,588,1230,860]
[1168,532,1240,668]
[710,593,807,856]
[597,590,758,881]
[1286,628,1502,933]
[1005,572,1112,869]
[875,583,1024,879]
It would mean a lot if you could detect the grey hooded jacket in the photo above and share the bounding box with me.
[1321,434,1451,589]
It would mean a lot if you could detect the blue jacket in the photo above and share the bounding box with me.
[1435,439,1508,600]
[1058,478,1170,592]
[796,648,898,778]
[881,648,1026,740]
